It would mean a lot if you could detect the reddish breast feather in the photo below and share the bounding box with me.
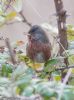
[27,41,51,62]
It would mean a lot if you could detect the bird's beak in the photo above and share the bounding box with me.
[23,32,32,40]
[23,32,30,36]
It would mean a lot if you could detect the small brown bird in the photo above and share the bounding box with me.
[26,25,52,63]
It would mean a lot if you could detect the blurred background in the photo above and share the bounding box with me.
[0,0,74,42]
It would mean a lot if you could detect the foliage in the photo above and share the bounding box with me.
[0,53,9,64]
[67,25,74,41]
[0,50,74,100]
[0,0,22,27]
[0,23,74,99]
[0,63,74,100]
[0,64,13,77]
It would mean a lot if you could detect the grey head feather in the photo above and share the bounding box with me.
[28,25,49,43]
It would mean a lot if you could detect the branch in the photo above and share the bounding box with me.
[5,38,17,65]
[54,0,68,54]
[56,65,74,71]
[19,11,32,27]
[54,0,68,66]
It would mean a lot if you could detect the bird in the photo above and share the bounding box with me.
[26,25,52,63]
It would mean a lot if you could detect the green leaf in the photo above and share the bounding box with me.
[45,59,58,67]
[35,82,57,97]
[22,86,34,96]
[51,73,61,81]
[11,64,27,80]
[17,83,29,94]
[13,75,32,86]
[61,89,74,100]
[0,77,10,86]
[44,59,58,72]
[1,64,13,77]
[25,68,35,75]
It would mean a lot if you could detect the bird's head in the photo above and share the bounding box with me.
[28,25,49,43]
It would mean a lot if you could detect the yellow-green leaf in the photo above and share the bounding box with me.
[5,11,17,21]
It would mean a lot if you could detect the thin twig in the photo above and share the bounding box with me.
[5,38,17,65]
[56,65,74,71]
[19,11,32,27]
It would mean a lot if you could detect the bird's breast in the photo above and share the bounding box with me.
[27,41,51,63]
